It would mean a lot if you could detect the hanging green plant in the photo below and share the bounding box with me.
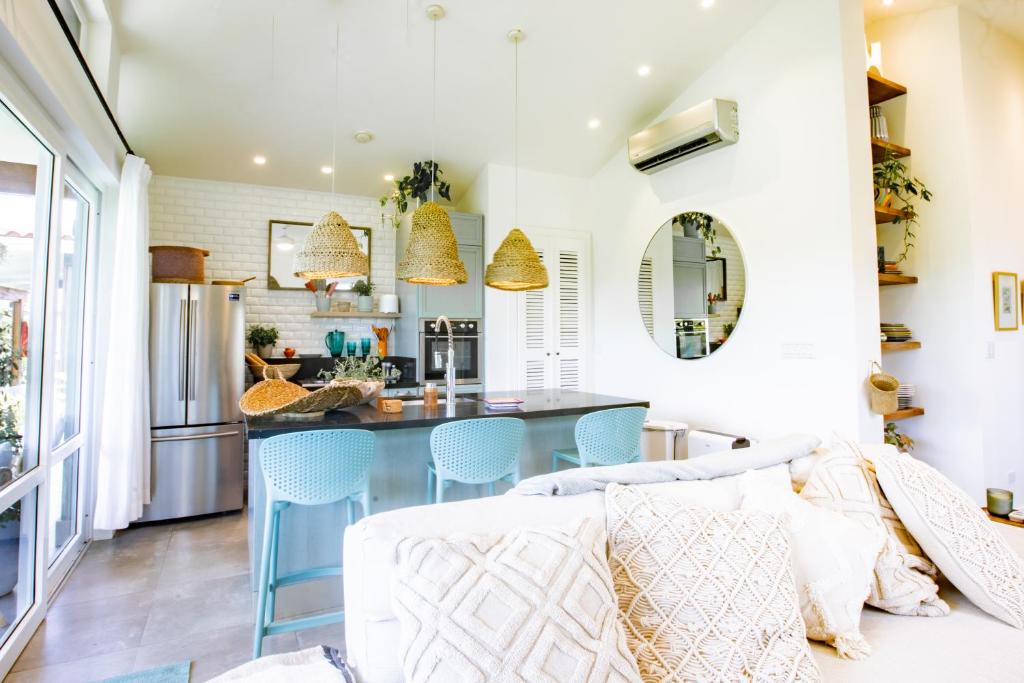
[379,160,452,229]
[873,151,932,263]
[672,211,721,257]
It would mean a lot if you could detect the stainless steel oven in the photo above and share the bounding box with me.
[419,319,482,385]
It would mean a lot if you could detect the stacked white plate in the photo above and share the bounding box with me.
[897,384,915,409]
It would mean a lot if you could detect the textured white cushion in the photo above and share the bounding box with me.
[390,516,642,683]
[867,447,1024,629]
[605,483,821,683]
[740,468,885,659]
[799,441,948,617]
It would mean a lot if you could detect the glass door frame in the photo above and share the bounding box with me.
[0,57,105,676]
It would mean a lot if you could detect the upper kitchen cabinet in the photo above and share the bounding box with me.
[449,211,483,246]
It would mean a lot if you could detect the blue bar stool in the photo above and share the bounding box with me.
[551,406,648,471]
[252,429,375,658]
[426,418,525,504]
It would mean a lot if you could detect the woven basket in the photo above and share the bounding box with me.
[247,363,300,381]
[867,361,899,415]
[150,246,209,284]
[485,228,549,291]
[396,202,468,285]
[293,211,369,279]
[239,379,311,417]
[239,379,384,417]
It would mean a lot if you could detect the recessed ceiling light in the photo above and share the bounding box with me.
[384,174,395,182]
[253,155,266,165]
[637,64,651,77]
[354,130,374,144]
[587,118,601,130]
[701,0,715,8]
[321,166,333,174]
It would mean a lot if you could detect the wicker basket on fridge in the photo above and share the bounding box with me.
[867,361,899,415]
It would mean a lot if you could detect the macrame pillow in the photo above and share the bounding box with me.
[868,447,1024,629]
[605,483,821,683]
[391,517,642,683]
[740,468,885,659]
[799,440,949,617]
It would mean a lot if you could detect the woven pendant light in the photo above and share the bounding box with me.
[485,29,548,291]
[397,201,467,285]
[294,210,369,279]
[397,5,467,286]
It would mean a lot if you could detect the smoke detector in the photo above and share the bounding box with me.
[353,130,374,144]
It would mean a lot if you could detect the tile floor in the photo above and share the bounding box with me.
[8,510,343,682]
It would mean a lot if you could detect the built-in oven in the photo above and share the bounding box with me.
[419,319,483,386]
[676,318,709,359]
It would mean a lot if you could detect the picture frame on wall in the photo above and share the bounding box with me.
[992,271,1019,331]
[267,220,372,291]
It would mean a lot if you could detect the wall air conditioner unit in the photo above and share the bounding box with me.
[627,98,738,174]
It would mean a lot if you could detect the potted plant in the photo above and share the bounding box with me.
[707,293,720,314]
[247,325,279,359]
[0,500,20,597]
[379,160,453,229]
[874,152,933,262]
[884,422,915,453]
[672,212,722,257]
[352,280,375,313]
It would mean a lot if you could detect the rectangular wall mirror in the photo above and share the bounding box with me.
[267,220,372,290]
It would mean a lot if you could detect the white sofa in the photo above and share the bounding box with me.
[343,488,1024,682]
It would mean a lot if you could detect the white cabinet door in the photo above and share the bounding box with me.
[517,232,590,391]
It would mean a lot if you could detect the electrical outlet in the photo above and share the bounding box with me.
[986,341,996,360]
[1009,471,1017,485]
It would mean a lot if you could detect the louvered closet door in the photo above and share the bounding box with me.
[517,232,590,391]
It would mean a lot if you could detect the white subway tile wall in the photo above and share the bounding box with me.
[149,175,400,357]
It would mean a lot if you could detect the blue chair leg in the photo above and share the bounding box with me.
[436,476,445,504]
[426,465,435,504]
[487,481,496,497]
[346,498,356,526]
[551,452,558,472]
[265,506,283,636]
[253,503,276,659]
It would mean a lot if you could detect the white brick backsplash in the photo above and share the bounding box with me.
[149,175,400,357]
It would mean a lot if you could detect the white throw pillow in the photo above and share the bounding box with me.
[634,462,792,511]
[799,440,949,617]
[391,516,642,683]
[605,483,821,683]
[739,468,885,659]
[867,446,1024,629]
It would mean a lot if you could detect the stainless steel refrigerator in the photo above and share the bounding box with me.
[140,283,246,522]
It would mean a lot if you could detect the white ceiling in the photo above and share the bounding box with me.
[864,0,1024,41]
[112,0,776,198]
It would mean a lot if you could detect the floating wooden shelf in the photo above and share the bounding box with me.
[868,72,908,105]
[878,273,918,286]
[309,311,401,319]
[875,205,912,224]
[881,340,921,351]
[884,406,924,421]
[871,138,911,164]
[983,508,1024,529]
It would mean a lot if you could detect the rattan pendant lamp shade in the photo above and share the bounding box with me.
[485,29,548,291]
[397,4,467,286]
[294,210,369,279]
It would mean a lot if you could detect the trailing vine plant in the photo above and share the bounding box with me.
[672,211,721,257]
[379,160,452,228]
[873,151,932,262]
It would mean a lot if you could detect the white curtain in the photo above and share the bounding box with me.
[94,154,153,531]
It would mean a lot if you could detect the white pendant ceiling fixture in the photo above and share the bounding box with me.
[396,4,468,286]
[485,29,548,292]
[294,22,369,280]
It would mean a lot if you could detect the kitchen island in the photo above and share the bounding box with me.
[244,389,647,610]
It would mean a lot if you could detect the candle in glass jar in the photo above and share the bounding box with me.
[987,488,1013,517]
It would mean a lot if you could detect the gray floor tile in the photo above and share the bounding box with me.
[134,623,297,681]
[142,573,253,645]
[6,647,138,682]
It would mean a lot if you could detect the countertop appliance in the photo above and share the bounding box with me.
[419,318,482,386]
[142,283,245,522]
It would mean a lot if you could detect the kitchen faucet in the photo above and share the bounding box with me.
[433,315,457,415]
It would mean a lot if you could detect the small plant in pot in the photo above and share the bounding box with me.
[352,280,375,313]
[672,212,722,257]
[247,325,279,359]
[884,422,915,453]
[874,151,933,262]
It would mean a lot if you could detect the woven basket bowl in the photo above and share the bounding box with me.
[247,363,301,381]
[239,379,311,417]
[239,379,384,417]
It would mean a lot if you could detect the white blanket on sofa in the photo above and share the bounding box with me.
[509,433,821,496]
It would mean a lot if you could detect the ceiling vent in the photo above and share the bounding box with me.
[627,98,738,174]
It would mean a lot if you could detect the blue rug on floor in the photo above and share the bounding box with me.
[99,661,190,683]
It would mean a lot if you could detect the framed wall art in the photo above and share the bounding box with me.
[992,271,1018,331]
[267,219,371,291]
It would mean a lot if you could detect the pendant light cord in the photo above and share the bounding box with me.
[513,35,519,228]
[331,22,339,199]
[430,15,438,202]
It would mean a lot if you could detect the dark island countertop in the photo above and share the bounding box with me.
[244,389,649,439]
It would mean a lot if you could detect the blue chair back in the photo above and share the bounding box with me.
[260,429,375,505]
[430,418,525,484]
[576,407,647,466]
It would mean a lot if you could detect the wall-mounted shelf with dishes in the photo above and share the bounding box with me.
[884,406,925,421]
[309,311,401,319]
[881,340,921,351]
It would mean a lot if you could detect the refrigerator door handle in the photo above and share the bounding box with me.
[188,298,197,401]
[178,299,187,401]
[151,430,241,443]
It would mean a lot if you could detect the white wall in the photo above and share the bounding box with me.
[149,176,399,357]
[867,5,1024,500]
[580,0,881,441]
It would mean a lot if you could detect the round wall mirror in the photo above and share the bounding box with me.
[637,212,746,359]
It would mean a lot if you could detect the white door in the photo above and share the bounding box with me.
[517,231,590,391]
